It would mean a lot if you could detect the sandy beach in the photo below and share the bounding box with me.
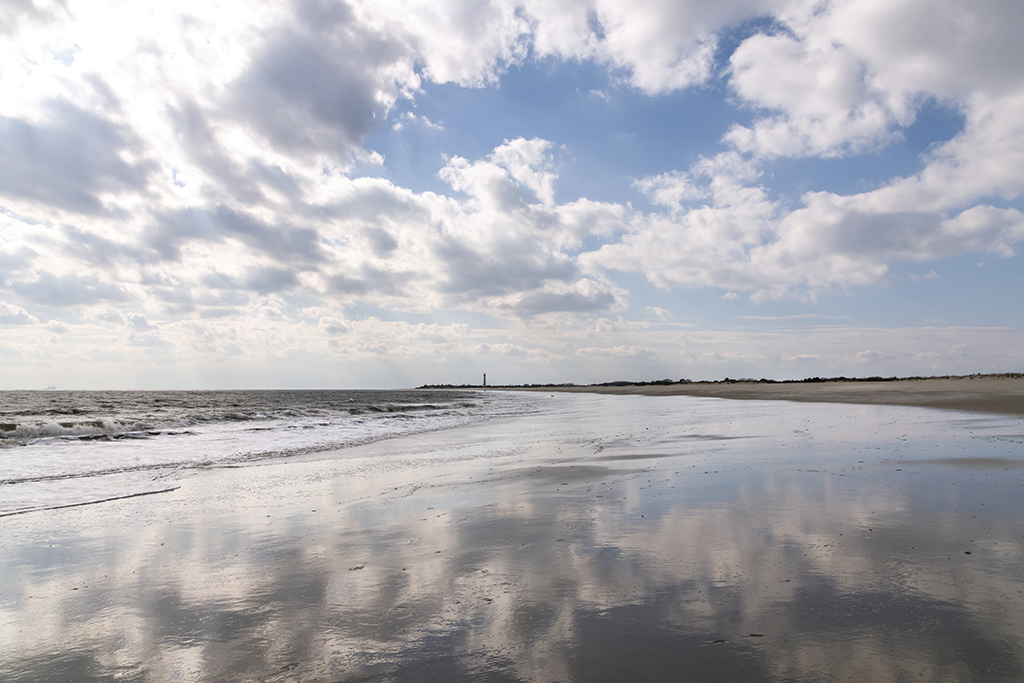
[3,391,1024,682]
[508,375,1024,417]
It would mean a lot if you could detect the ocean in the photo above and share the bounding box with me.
[0,389,540,517]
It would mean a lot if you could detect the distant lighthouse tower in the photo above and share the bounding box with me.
[483,373,487,387]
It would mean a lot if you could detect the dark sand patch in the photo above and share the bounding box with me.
[596,452,685,462]
[910,457,1024,470]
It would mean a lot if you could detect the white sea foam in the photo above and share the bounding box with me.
[0,389,541,516]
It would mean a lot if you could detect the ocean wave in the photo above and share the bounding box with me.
[0,407,528,485]
[0,419,160,446]
[0,396,484,447]
[0,389,543,515]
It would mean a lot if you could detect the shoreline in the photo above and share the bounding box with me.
[495,375,1024,417]
[3,393,1024,681]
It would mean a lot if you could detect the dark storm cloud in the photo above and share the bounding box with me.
[149,207,326,263]
[0,101,153,214]
[227,9,408,158]
[11,272,131,306]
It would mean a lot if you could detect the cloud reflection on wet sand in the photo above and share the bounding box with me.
[2,395,1024,682]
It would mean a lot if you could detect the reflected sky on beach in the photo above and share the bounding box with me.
[2,394,1024,682]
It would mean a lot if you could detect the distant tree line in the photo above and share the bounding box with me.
[417,372,1023,390]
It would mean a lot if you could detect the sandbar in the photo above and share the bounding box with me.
[506,375,1024,416]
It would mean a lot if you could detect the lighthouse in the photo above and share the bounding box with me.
[483,373,487,387]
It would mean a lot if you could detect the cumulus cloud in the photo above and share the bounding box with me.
[149,207,327,264]
[494,278,625,316]
[318,316,351,334]
[128,332,174,348]
[525,0,776,93]
[225,12,410,159]
[1,0,1022,386]
[726,33,902,158]
[11,272,132,307]
[725,0,1024,159]
[0,0,66,37]
[474,342,531,356]
[588,154,1024,299]
[0,301,38,325]
[576,345,659,361]
[126,313,151,329]
[0,102,154,214]
[583,0,1024,299]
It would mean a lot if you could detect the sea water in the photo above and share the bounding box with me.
[0,389,540,517]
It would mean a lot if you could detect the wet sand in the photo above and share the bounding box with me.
[3,393,1024,682]
[509,375,1024,417]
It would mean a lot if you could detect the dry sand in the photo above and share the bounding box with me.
[507,375,1024,417]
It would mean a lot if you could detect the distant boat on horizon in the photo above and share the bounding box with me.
[45,385,56,390]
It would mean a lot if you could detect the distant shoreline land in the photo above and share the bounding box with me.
[419,373,1024,417]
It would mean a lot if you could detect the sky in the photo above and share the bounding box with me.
[1,0,1023,389]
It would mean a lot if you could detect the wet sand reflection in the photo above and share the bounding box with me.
[2,395,1024,681]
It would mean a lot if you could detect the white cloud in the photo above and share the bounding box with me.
[356,0,531,87]
[588,150,1024,299]
[525,0,778,93]
[1,0,1023,386]
[318,316,351,335]
[392,112,444,132]
[0,134,620,321]
[0,301,38,325]
[576,344,659,361]
[587,19,1024,301]
[726,32,902,158]
[725,0,1024,159]
[474,342,533,356]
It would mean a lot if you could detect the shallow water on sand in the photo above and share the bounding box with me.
[2,393,1024,682]
[0,389,535,516]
